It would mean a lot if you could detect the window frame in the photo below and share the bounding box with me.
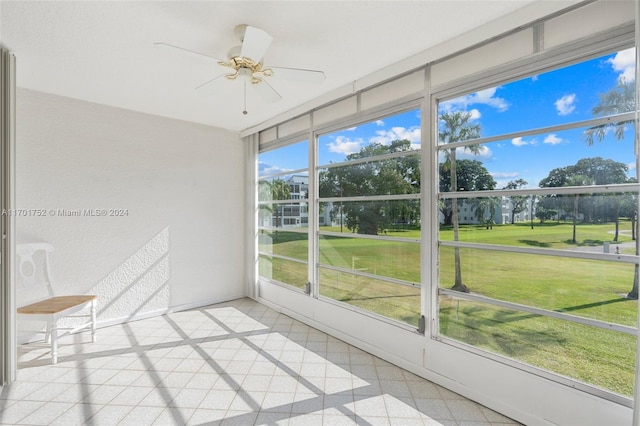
[430,39,639,406]
[257,138,311,293]
[313,103,424,330]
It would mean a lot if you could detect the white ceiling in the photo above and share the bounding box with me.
[1,1,574,133]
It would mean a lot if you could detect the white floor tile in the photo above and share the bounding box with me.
[13,298,517,426]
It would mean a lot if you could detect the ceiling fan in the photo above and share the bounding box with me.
[155,25,325,114]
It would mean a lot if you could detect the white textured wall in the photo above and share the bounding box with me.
[16,88,246,330]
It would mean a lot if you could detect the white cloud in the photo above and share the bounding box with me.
[627,162,637,171]
[328,136,363,155]
[554,94,576,116]
[607,48,636,82]
[369,126,421,146]
[346,126,357,131]
[511,137,537,147]
[440,86,509,113]
[512,137,526,147]
[491,172,519,179]
[543,134,563,145]
[473,88,509,111]
[469,109,481,120]
[455,145,492,160]
[375,120,384,126]
[258,161,291,176]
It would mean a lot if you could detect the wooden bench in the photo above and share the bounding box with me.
[16,244,97,364]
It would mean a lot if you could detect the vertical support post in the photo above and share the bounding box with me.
[0,47,16,385]
[633,1,640,424]
[308,114,318,298]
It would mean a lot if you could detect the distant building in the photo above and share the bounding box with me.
[441,196,537,225]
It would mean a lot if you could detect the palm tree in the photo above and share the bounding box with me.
[471,197,500,229]
[583,77,637,298]
[269,179,291,242]
[439,111,481,292]
[583,79,635,145]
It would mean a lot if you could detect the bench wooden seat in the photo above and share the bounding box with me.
[17,244,97,364]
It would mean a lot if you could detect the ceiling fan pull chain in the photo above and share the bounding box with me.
[243,80,248,115]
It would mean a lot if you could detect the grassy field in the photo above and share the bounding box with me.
[259,221,638,397]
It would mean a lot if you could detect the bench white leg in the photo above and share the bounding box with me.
[90,300,96,343]
[51,320,58,364]
[44,322,51,344]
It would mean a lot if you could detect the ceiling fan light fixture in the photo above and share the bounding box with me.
[156,23,322,107]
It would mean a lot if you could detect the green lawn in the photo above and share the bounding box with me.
[259,221,638,397]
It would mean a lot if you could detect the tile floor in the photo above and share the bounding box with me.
[4,298,519,425]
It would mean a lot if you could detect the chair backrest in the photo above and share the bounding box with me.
[16,243,55,297]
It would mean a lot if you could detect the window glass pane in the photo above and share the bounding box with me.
[439,247,636,327]
[316,109,422,327]
[436,46,638,399]
[319,267,420,327]
[440,192,638,243]
[438,48,635,141]
[319,235,419,283]
[259,140,308,177]
[259,255,307,289]
[319,154,420,198]
[319,200,420,236]
[318,109,421,166]
[438,128,635,193]
[259,230,308,261]
[439,296,636,397]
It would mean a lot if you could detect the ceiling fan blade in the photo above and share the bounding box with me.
[253,79,282,104]
[194,73,226,90]
[240,26,273,62]
[154,42,222,62]
[269,66,326,83]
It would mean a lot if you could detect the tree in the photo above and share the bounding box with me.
[439,111,482,293]
[318,139,420,235]
[270,178,291,229]
[535,205,557,223]
[503,179,529,224]
[566,174,592,244]
[583,77,638,298]
[583,79,635,146]
[470,197,500,229]
[539,157,629,242]
[439,159,496,225]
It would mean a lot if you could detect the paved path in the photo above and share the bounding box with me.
[566,230,636,254]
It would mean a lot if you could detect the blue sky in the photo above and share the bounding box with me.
[260,48,636,189]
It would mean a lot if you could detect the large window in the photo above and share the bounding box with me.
[317,109,422,327]
[254,22,639,410]
[436,48,638,398]
[258,140,309,290]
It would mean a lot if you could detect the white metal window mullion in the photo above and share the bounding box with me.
[633,1,640,423]
[308,119,318,297]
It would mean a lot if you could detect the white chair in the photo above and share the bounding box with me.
[16,243,97,364]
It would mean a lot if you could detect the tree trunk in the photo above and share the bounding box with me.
[450,149,469,293]
[613,203,620,242]
[572,195,579,243]
[628,266,639,299]
[530,195,535,229]
[628,217,639,299]
[443,209,453,227]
